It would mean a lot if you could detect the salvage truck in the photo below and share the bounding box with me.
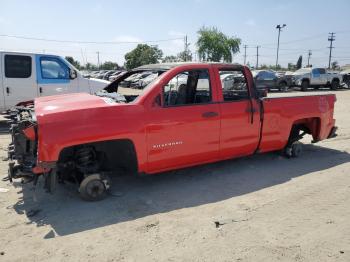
[6,63,337,201]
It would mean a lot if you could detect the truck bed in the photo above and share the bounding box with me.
[259,92,336,153]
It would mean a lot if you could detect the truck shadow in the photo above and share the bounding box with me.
[11,143,350,237]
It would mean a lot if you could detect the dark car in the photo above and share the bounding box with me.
[252,70,289,92]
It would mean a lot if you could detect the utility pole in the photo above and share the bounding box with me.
[307,50,312,67]
[184,35,190,62]
[96,51,100,69]
[243,45,247,65]
[328,32,335,69]
[256,45,260,69]
[276,24,286,68]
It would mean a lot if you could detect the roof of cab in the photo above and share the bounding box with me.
[136,62,243,71]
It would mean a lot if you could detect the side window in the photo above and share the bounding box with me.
[163,69,211,106]
[220,69,249,101]
[40,57,69,79]
[312,68,320,76]
[5,55,32,78]
[318,68,326,74]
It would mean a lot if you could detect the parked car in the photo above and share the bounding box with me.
[0,51,109,111]
[108,71,124,81]
[340,69,350,88]
[252,70,289,92]
[291,67,342,91]
[6,62,337,201]
[102,70,116,80]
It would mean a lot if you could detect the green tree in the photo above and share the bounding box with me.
[124,44,163,69]
[296,55,303,69]
[331,61,339,70]
[162,55,179,63]
[177,50,192,62]
[100,61,119,70]
[197,26,241,62]
[65,56,81,69]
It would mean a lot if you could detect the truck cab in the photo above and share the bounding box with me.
[0,51,109,111]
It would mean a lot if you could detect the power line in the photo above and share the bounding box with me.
[328,32,335,69]
[0,34,183,45]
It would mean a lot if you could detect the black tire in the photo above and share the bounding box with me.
[278,82,288,92]
[301,80,309,91]
[79,174,111,201]
[331,79,339,90]
[291,141,303,157]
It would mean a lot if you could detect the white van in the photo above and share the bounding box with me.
[0,51,110,110]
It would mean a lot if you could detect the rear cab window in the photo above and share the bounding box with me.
[4,55,32,78]
[219,69,249,101]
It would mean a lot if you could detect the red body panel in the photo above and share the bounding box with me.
[33,64,336,174]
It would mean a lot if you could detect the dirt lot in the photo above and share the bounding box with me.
[0,90,350,262]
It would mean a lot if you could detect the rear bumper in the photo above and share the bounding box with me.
[328,126,338,139]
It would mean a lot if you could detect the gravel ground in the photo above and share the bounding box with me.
[0,90,349,262]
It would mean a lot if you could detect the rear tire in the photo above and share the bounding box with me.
[301,80,309,91]
[331,79,339,90]
[79,174,111,201]
[285,141,303,158]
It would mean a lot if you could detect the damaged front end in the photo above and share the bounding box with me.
[5,105,45,187]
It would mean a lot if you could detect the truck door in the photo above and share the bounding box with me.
[318,68,327,85]
[2,54,38,109]
[36,55,78,96]
[0,53,5,110]
[311,68,321,85]
[146,68,220,173]
[217,68,261,159]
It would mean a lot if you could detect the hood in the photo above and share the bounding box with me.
[89,78,110,85]
[34,93,114,118]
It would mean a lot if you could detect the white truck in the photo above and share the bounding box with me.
[0,51,110,111]
[291,67,342,91]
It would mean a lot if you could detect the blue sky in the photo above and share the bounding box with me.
[1,0,350,67]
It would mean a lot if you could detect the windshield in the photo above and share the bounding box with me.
[98,69,168,103]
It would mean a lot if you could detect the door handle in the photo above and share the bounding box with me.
[39,87,43,94]
[202,111,219,118]
[6,87,10,95]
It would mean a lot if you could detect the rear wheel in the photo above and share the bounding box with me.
[301,80,309,91]
[331,79,339,90]
[79,173,111,201]
[285,141,303,158]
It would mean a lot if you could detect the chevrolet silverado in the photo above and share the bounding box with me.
[5,63,337,201]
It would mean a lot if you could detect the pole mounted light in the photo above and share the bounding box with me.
[276,24,286,68]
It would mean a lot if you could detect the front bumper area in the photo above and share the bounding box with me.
[5,106,40,183]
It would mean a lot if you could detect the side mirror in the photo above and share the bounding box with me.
[257,88,267,98]
[70,69,77,79]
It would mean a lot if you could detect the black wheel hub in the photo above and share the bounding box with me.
[86,180,105,199]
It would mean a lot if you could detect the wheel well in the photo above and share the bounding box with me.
[332,78,339,83]
[288,118,320,144]
[58,139,138,175]
[301,78,309,83]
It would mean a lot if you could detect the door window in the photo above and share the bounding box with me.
[5,55,32,78]
[163,69,211,106]
[40,57,69,79]
[219,70,249,101]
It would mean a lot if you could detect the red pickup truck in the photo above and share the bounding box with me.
[6,63,337,201]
